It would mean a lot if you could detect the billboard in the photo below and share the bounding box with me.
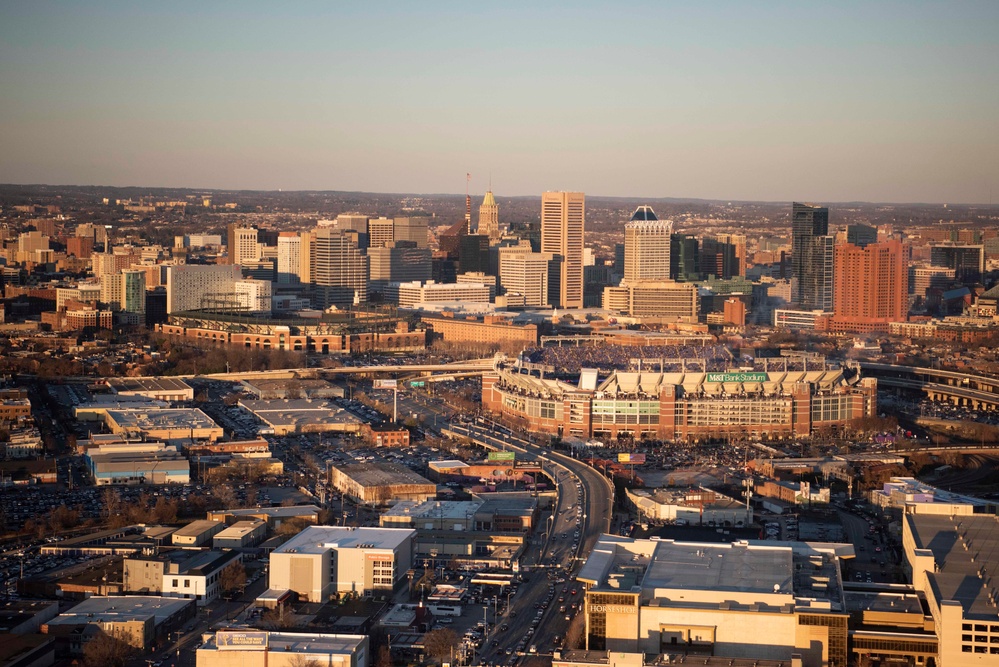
[488,451,516,462]
[216,632,269,651]
[618,453,646,464]
[705,372,768,383]
[373,379,398,389]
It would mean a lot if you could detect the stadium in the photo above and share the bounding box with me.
[481,344,877,442]
[155,308,426,354]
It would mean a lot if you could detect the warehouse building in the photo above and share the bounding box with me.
[172,520,225,547]
[238,399,364,435]
[107,377,195,402]
[103,408,223,442]
[86,442,190,486]
[268,526,414,601]
[213,520,267,549]
[206,505,322,530]
[329,463,436,506]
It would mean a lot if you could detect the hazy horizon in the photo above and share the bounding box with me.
[2,2,997,205]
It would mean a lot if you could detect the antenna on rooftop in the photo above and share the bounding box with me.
[465,173,472,225]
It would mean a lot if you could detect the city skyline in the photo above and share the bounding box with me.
[1,2,998,204]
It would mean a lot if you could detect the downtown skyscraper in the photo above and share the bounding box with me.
[623,206,672,283]
[541,191,585,309]
[791,202,834,311]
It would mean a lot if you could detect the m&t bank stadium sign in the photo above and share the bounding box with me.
[705,372,768,383]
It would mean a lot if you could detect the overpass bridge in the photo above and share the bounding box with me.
[861,362,999,411]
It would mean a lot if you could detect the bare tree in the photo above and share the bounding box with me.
[152,496,179,524]
[288,655,322,667]
[276,517,315,537]
[376,645,392,667]
[101,487,123,524]
[423,629,458,663]
[564,613,586,650]
[262,605,296,630]
[219,561,247,599]
[83,627,136,667]
[212,483,237,509]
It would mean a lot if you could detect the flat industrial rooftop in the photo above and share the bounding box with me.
[643,540,793,594]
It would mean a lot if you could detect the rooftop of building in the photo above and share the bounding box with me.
[107,377,192,394]
[334,462,435,488]
[843,590,925,617]
[428,460,470,470]
[876,476,990,507]
[578,535,846,612]
[0,600,58,632]
[632,487,746,510]
[217,505,322,519]
[629,205,658,222]
[477,495,539,516]
[555,649,802,667]
[105,408,220,431]
[274,526,415,556]
[215,520,266,538]
[47,596,193,626]
[173,519,224,538]
[171,549,240,575]
[383,499,483,522]
[907,513,999,619]
[240,378,339,393]
[0,634,55,665]
[201,630,366,655]
[238,399,363,426]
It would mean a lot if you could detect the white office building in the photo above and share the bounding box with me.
[166,264,243,314]
[268,526,414,602]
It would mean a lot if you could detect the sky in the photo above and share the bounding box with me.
[1,1,998,204]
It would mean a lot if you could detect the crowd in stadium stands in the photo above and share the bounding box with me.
[520,344,735,375]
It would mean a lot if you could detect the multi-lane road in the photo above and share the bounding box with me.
[444,423,613,661]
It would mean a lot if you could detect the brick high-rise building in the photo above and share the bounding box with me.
[66,236,94,259]
[541,191,585,309]
[830,239,908,333]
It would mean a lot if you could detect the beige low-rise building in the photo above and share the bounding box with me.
[329,462,436,506]
[625,487,753,526]
[197,631,368,667]
[213,520,267,549]
[172,520,225,547]
[903,513,999,667]
[268,526,414,601]
[577,536,852,666]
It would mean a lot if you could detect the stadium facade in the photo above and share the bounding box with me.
[482,354,876,441]
[155,309,425,354]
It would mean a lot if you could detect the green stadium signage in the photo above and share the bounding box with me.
[705,372,768,383]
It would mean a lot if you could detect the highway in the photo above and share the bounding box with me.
[444,423,614,661]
